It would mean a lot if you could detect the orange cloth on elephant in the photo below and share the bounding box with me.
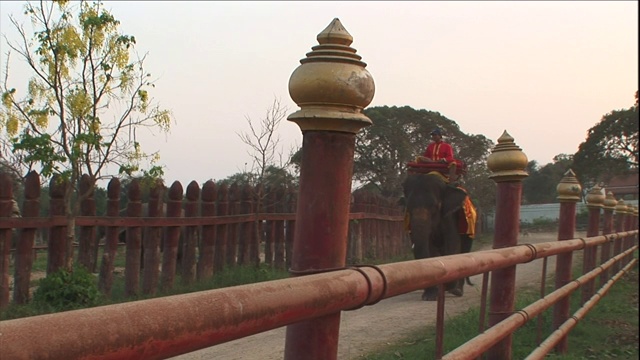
[423,141,455,165]
[457,195,477,239]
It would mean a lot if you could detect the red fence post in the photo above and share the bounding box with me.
[47,175,67,275]
[98,178,121,296]
[283,18,375,360]
[598,191,617,287]
[182,181,200,285]
[0,172,14,309]
[265,186,275,266]
[143,181,164,296]
[78,174,97,272]
[13,171,40,305]
[215,183,229,271]
[485,131,529,360]
[124,179,143,298]
[613,199,627,273]
[552,169,582,354]
[274,186,286,269]
[237,184,251,266]
[285,186,296,270]
[161,181,184,292]
[198,180,217,280]
[582,185,604,304]
[623,203,634,267]
[226,183,240,267]
[348,191,363,263]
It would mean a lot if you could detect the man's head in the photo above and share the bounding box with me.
[430,128,443,142]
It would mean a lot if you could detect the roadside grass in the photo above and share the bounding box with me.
[359,255,639,360]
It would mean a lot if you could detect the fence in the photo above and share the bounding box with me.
[1,196,636,359]
[0,171,406,307]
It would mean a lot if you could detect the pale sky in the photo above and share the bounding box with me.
[1,1,638,187]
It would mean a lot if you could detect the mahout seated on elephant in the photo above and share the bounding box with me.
[402,171,470,301]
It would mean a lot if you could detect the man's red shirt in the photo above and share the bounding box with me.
[423,141,455,163]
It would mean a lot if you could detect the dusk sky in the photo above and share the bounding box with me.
[1,1,638,186]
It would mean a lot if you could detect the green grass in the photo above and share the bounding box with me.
[359,257,639,360]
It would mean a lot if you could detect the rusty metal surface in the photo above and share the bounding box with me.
[444,244,638,360]
[1,232,637,360]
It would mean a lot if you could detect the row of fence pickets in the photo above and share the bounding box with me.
[0,171,407,307]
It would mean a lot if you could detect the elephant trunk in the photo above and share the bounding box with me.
[408,207,434,259]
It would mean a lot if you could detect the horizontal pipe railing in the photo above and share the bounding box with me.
[525,258,638,360]
[0,231,637,360]
[443,244,638,359]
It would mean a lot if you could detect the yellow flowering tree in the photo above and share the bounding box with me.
[0,0,173,270]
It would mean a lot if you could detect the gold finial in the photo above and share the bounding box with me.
[288,18,375,133]
[556,169,582,202]
[603,191,618,210]
[585,185,605,208]
[614,199,627,214]
[487,130,529,182]
[316,18,353,46]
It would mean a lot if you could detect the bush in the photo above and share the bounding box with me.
[32,266,101,311]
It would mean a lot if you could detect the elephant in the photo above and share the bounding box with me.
[402,172,469,301]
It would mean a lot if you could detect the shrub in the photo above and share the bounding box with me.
[32,266,101,311]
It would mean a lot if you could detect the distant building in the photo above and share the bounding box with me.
[604,172,639,200]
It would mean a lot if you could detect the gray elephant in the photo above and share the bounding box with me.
[402,172,468,301]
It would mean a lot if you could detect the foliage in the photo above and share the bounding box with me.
[572,91,639,187]
[219,165,297,189]
[522,154,574,204]
[352,105,495,210]
[32,266,101,311]
[0,0,172,268]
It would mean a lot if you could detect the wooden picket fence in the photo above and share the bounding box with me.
[0,171,406,307]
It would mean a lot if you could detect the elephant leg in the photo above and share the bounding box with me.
[446,279,464,297]
[422,287,438,301]
[459,235,474,286]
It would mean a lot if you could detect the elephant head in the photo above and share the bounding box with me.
[402,172,468,300]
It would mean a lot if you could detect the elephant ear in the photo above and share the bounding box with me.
[441,186,468,217]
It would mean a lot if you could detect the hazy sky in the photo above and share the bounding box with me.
[1,1,638,187]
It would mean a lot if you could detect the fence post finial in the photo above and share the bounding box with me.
[487,130,528,182]
[556,169,582,202]
[287,18,375,133]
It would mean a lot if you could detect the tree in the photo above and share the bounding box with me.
[572,91,639,186]
[0,1,172,270]
[522,154,574,204]
[236,97,298,189]
[353,106,494,201]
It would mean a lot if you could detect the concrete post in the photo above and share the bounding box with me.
[486,131,529,360]
[552,169,582,354]
[284,18,375,360]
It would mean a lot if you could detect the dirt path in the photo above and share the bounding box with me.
[172,232,578,360]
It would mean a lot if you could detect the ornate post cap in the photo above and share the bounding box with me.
[585,185,605,208]
[603,191,618,210]
[556,169,582,202]
[632,205,638,217]
[288,18,375,133]
[487,131,529,182]
[614,199,627,215]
